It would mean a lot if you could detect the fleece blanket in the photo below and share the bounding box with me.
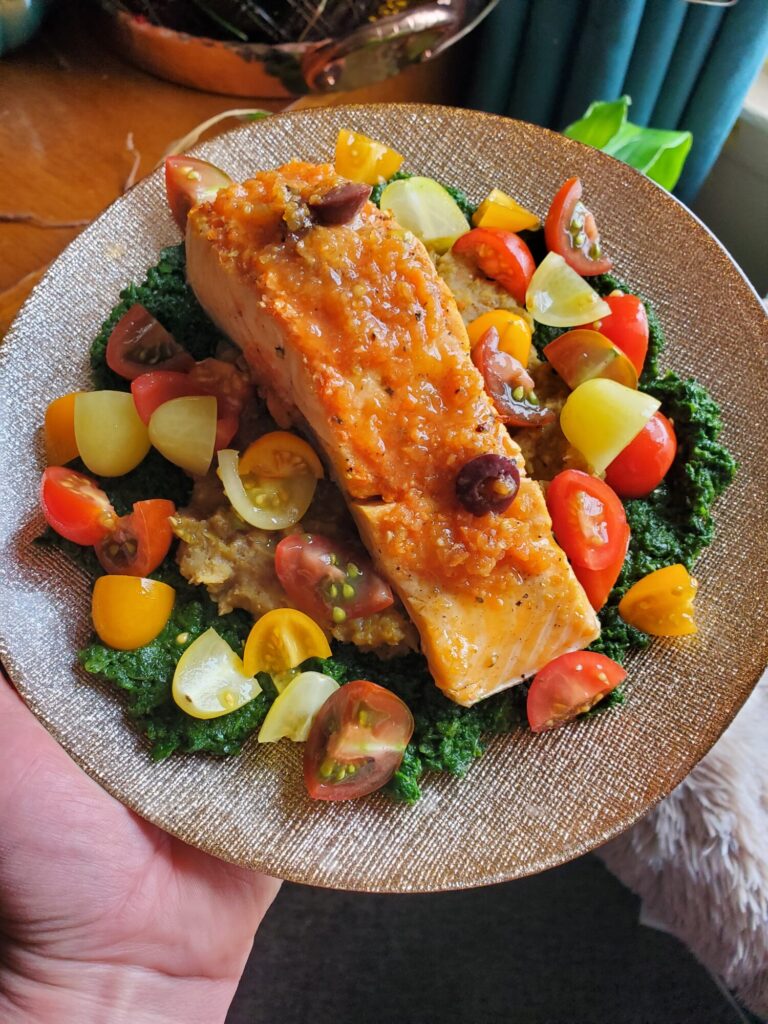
[599,670,768,1017]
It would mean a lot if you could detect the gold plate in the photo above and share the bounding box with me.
[1,105,766,892]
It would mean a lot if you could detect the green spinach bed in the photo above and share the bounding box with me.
[47,192,735,803]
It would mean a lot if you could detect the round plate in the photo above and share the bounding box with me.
[1,105,766,892]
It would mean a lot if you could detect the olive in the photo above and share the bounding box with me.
[456,454,521,516]
[309,182,372,225]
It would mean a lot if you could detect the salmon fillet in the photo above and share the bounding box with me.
[186,161,600,705]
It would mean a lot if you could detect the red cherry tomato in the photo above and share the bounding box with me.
[95,499,176,577]
[274,534,393,626]
[544,178,612,276]
[165,155,232,233]
[106,304,194,382]
[40,467,116,545]
[546,469,627,571]
[592,294,649,376]
[605,412,677,499]
[573,520,630,611]
[527,651,626,733]
[304,679,414,801]
[452,228,535,304]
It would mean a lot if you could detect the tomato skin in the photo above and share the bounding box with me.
[304,679,414,801]
[573,521,630,611]
[95,499,175,576]
[546,469,627,571]
[106,305,194,381]
[274,534,393,626]
[92,575,175,651]
[605,412,677,499]
[593,294,649,376]
[40,467,116,545]
[452,228,535,304]
[165,156,232,232]
[527,651,626,733]
[544,178,612,276]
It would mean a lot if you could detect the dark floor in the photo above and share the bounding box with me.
[227,854,746,1024]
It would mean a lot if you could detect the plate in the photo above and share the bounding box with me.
[1,104,766,892]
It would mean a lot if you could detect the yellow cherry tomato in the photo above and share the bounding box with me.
[172,628,261,720]
[75,391,151,477]
[258,670,340,743]
[466,310,532,366]
[91,575,175,650]
[243,608,332,678]
[240,431,324,480]
[472,188,540,233]
[45,392,83,465]
[560,378,660,474]
[619,564,698,636]
[334,129,404,186]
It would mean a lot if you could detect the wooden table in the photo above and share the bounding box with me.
[0,1,463,335]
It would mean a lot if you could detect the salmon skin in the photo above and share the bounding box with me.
[186,161,600,705]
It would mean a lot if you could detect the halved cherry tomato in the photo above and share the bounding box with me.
[467,309,532,367]
[40,467,116,545]
[544,178,612,276]
[165,155,232,232]
[188,358,250,419]
[592,293,649,376]
[95,499,175,576]
[452,228,535,305]
[172,628,261,718]
[543,329,638,390]
[44,392,83,465]
[106,304,194,381]
[243,608,332,678]
[240,432,324,481]
[334,129,403,186]
[546,469,627,571]
[619,563,697,637]
[527,651,626,733]
[472,189,540,233]
[304,679,414,800]
[472,327,554,428]
[275,534,393,626]
[573,520,630,611]
[605,412,677,498]
[92,575,175,651]
[131,369,237,451]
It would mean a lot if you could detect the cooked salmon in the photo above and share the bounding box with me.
[186,161,600,705]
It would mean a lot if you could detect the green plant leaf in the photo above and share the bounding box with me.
[564,95,693,192]
[563,96,631,149]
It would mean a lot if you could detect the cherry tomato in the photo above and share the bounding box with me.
[592,294,649,376]
[240,431,324,481]
[95,499,175,576]
[92,575,175,651]
[275,534,394,626]
[44,392,83,465]
[304,679,414,800]
[543,329,637,391]
[466,309,532,366]
[527,651,626,733]
[546,469,627,571]
[165,155,232,232]
[605,412,677,498]
[544,178,612,276]
[618,563,697,637]
[243,608,332,678]
[131,370,237,451]
[334,129,403,186]
[189,358,251,446]
[573,520,630,611]
[452,228,535,304]
[40,467,116,545]
[106,305,194,381]
[472,327,554,428]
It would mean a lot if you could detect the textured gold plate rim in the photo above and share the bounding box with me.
[1,103,766,893]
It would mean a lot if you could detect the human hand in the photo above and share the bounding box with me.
[0,672,281,1023]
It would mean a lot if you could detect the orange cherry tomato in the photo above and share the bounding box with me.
[44,392,83,465]
[95,499,175,576]
[243,608,331,677]
[605,412,677,498]
[240,431,324,481]
[618,563,697,636]
[91,575,175,650]
[544,178,612,277]
[40,467,116,545]
[452,228,535,305]
[466,310,532,367]
[527,651,626,733]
